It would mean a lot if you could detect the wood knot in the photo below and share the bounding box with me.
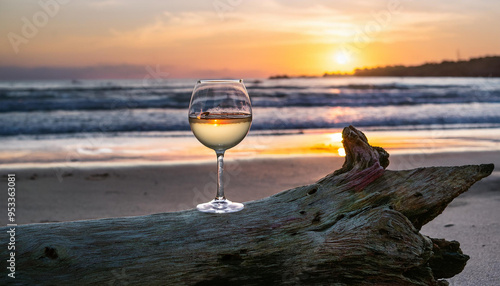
[218,253,243,265]
[307,188,318,195]
[312,212,321,224]
[44,247,59,259]
[378,229,390,236]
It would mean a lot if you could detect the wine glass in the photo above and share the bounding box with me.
[188,79,252,213]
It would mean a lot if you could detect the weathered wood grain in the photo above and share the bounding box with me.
[1,126,493,285]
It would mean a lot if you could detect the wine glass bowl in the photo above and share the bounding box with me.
[188,80,252,213]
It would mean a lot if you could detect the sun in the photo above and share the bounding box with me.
[334,51,350,65]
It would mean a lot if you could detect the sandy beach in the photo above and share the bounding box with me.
[6,151,498,223]
[2,150,498,284]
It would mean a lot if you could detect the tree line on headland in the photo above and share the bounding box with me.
[349,56,500,77]
[270,56,500,79]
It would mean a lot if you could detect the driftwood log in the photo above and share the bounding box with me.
[1,126,494,285]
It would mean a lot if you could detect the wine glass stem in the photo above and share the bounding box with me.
[215,150,226,200]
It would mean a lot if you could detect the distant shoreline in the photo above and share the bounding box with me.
[270,56,500,79]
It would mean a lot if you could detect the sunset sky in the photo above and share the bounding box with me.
[1,0,499,79]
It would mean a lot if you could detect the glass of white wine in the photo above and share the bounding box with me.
[188,79,252,213]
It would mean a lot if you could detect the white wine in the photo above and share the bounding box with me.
[189,113,252,151]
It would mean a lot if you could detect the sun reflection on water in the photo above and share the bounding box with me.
[329,132,343,142]
[337,147,346,157]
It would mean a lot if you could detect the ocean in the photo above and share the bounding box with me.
[1,77,500,166]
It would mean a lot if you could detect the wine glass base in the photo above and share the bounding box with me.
[196,199,244,213]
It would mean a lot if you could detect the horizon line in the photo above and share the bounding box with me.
[1,55,499,81]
